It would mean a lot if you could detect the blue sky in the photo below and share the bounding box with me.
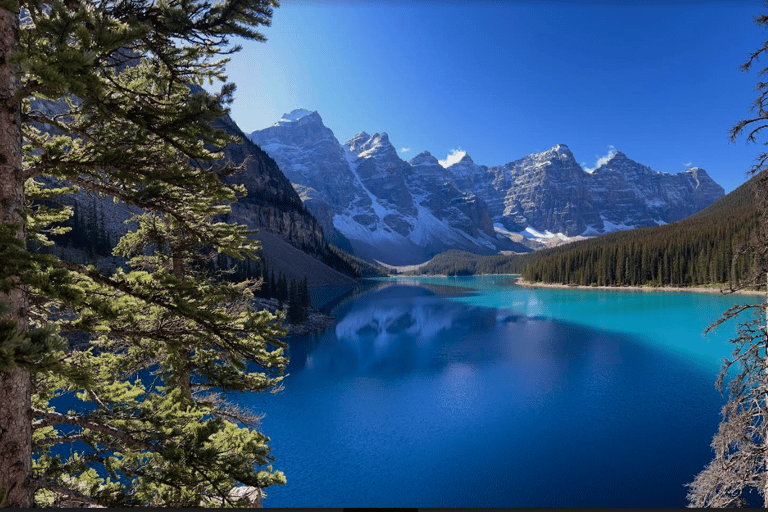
[222,0,767,193]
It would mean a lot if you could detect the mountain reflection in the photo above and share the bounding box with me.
[287,282,527,376]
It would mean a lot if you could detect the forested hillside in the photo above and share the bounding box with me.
[521,174,759,287]
[407,250,527,276]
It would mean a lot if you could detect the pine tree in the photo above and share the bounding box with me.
[287,278,300,324]
[688,7,768,507]
[299,276,311,322]
[277,273,288,306]
[0,0,287,507]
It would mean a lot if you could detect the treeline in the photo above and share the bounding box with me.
[47,203,314,321]
[212,253,313,324]
[408,250,528,276]
[43,199,116,262]
[408,174,762,289]
[521,176,760,287]
[323,244,387,278]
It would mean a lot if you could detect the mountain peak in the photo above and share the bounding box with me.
[346,131,371,151]
[458,152,474,164]
[548,144,576,160]
[410,151,440,167]
[372,132,391,146]
[608,150,629,161]
[591,149,636,173]
[346,131,393,155]
[276,108,317,125]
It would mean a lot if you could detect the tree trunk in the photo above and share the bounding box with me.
[0,4,32,507]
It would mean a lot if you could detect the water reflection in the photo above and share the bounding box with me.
[250,277,732,508]
[286,280,637,387]
[288,282,508,377]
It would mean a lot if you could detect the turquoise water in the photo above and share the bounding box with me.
[240,276,763,508]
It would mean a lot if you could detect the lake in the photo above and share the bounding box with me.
[239,275,763,508]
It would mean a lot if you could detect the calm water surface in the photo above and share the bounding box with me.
[239,276,763,508]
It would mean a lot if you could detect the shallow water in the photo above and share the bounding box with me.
[240,276,762,508]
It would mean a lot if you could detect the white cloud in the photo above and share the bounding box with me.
[583,145,616,173]
[683,161,693,167]
[439,148,467,168]
[400,147,411,153]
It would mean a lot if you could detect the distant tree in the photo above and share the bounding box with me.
[688,8,768,507]
[0,0,287,507]
[300,276,311,318]
[277,273,288,306]
[287,278,300,324]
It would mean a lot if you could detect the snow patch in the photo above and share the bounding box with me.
[341,145,396,229]
[600,217,636,233]
[581,226,601,236]
[512,225,574,242]
[278,108,314,124]
[493,223,516,237]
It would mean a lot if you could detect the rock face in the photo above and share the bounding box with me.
[250,110,523,265]
[214,115,328,256]
[251,111,725,264]
[51,106,345,285]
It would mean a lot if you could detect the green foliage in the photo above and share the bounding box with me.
[1,0,293,507]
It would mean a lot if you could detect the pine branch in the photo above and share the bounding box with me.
[30,407,157,453]
[26,477,107,508]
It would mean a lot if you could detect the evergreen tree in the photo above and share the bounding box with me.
[269,269,276,300]
[0,0,287,507]
[287,278,300,324]
[688,8,768,507]
[299,276,311,321]
[276,273,288,305]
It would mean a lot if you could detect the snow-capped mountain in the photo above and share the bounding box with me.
[250,109,725,265]
[461,144,725,236]
[250,110,519,265]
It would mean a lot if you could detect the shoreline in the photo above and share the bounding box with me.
[514,278,766,296]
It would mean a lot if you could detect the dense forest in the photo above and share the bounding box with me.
[521,175,759,287]
[407,250,528,276]
[410,175,760,289]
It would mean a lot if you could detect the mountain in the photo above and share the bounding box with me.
[443,143,725,236]
[519,173,758,287]
[250,110,725,265]
[48,107,362,292]
[250,110,523,265]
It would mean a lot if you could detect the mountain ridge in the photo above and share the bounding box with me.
[250,108,725,265]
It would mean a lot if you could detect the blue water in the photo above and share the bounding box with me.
[239,275,763,508]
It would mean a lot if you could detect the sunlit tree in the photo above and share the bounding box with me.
[0,0,288,507]
[688,6,768,508]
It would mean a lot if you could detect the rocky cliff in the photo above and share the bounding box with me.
[250,110,524,265]
[52,108,356,288]
[250,109,725,265]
